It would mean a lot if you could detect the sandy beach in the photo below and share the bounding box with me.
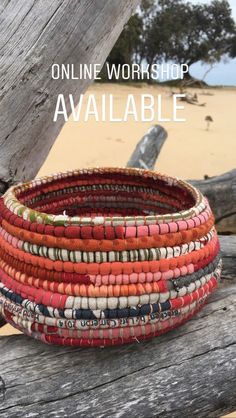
[39,83,236,179]
[1,82,235,337]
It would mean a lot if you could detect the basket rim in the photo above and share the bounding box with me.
[2,167,205,227]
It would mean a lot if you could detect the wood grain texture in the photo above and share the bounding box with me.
[0,0,140,190]
[220,235,236,284]
[0,235,235,418]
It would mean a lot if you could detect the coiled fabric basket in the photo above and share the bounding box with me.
[0,168,221,347]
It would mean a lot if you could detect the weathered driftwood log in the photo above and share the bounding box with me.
[126,125,168,169]
[0,0,140,192]
[172,91,206,106]
[190,169,236,234]
[0,235,235,418]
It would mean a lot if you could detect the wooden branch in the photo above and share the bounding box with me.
[0,0,140,191]
[172,91,206,106]
[126,125,168,169]
[0,235,235,418]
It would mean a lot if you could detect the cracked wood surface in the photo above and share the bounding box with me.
[0,0,140,191]
[0,235,235,418]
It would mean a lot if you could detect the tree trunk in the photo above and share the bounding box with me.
[0,0,140,192]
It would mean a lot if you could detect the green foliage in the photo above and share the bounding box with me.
[230,35,236,57]
[144,0,236,67]
[195,0,236,62]
[145,1,209,65]
[101,0,236,80]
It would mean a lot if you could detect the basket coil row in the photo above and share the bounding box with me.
[0,168,221,346]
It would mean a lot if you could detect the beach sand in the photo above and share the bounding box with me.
[1,83,235,336]
[39,83,236,179]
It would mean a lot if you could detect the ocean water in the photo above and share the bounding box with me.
[190,58,236,87]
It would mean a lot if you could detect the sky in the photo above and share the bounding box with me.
[187,0,236,85]
[189,0,236,19]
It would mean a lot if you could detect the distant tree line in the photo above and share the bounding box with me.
[100,0,236,81]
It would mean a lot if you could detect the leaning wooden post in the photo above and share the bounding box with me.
[0,0,140,192]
